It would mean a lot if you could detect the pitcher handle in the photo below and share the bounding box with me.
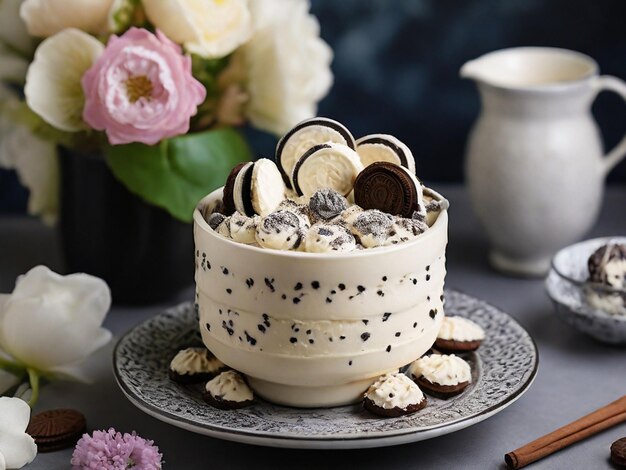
[595,75,626,176]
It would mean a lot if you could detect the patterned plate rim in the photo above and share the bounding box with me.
[113,289,538,449]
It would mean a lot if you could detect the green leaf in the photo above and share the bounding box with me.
[105,128,252,222]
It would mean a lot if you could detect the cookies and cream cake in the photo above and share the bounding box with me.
[193,117,449,407]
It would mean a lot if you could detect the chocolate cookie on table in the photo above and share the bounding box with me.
[168,347,227,384]
[434,316,485,354]
[409,353,472,399]
[363,372,427,417]
[611,437,626,467]
[203,370,254,410]
[27,409,86,452]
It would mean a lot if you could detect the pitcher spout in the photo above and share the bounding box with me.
[460,59,480,81]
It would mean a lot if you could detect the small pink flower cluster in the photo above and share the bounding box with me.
[82,28,206,146]
[71,428,162,470]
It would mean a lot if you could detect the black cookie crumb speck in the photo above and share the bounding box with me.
[293,297,301,304]
[377,290,385,296]
[386,345,392,352]
[246,278,254,288]
[429,309,437,319]
[290,337,297,344]
[294,282,303,290]
[361,332,371,341]
[311,281,320,289]
[338,283,346,291]
[222,267,229,275]
[357,285,366,293]
[395,332,401,337]
[264,278,275,292]
[226,288,232,294]
[245,331,257,346]
[382,312,392,322]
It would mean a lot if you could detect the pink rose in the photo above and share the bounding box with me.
[82,28,206,146]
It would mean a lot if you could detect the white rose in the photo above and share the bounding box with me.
[142,0,252,58]
[0,266,112,381]
[241,0,333,135]
[24,28,104,132]
[19,0,114,37]
[0,397,37,470]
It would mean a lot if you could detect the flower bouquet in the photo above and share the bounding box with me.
[0,0,332,301]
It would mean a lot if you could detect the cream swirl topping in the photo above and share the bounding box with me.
[438,316,485,342]
[170,347,224,375]
[411,354,471,386]
[205,370,253,402]
[228,212,259,244]
[364,372,425,410]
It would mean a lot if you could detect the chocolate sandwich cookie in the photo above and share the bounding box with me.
[276,117,356,188]
[203,370,254,410]
[356,134,416,174]
[363,372,427,417]
[611,437,626,467]
[353,161,424,218]
[222,162,248,215]
[26,409,86,452]
[224,159,286,217]
[291,143,363,197]
[169,347,227,384]
[410,354,471,399]
[435,316,485,354]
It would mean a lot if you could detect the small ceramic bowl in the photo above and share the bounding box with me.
[545,236,626,344]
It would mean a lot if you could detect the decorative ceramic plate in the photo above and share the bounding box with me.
[113,290,538,449]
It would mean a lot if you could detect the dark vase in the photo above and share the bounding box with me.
[59,147,194,304]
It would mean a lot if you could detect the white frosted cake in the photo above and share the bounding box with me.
[193,118,449,407]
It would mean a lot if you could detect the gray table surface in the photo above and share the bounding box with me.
[1,184,625,470]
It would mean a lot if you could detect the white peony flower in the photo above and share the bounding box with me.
[0,86,59,225]
[0,0,35,56]
[20,0,114,37]
[24,28,104,132]
[142,0,252,58]
[241,0,333,136]
[0,397,37,470]
[0,266,112,381]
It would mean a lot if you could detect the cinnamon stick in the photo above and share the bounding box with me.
[505,395,626,469]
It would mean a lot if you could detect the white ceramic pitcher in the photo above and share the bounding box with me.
[461,47,626,276]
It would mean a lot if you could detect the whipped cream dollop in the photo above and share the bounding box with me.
[385,218,427,246]
[229,212,259,244]
[256,210,304,250]
[364,372,425,410]
[350,210,394,248]
[438,316,485,342]
[205,370,253,402]
[170,347,224,375]
[410,354,472,386]
[303,223,356,253]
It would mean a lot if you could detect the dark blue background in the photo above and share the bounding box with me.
[2,0,625,214]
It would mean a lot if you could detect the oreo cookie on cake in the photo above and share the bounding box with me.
[353,161,424,218]
[203,370,254,410]
[410,354,472,399]
[435,316,485,353]
[276,117,356,188]
[169,347,227,384]
[363,372,427,417]
[222,159,286,217]
[356,134,416,174]
[291,142,363,197]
